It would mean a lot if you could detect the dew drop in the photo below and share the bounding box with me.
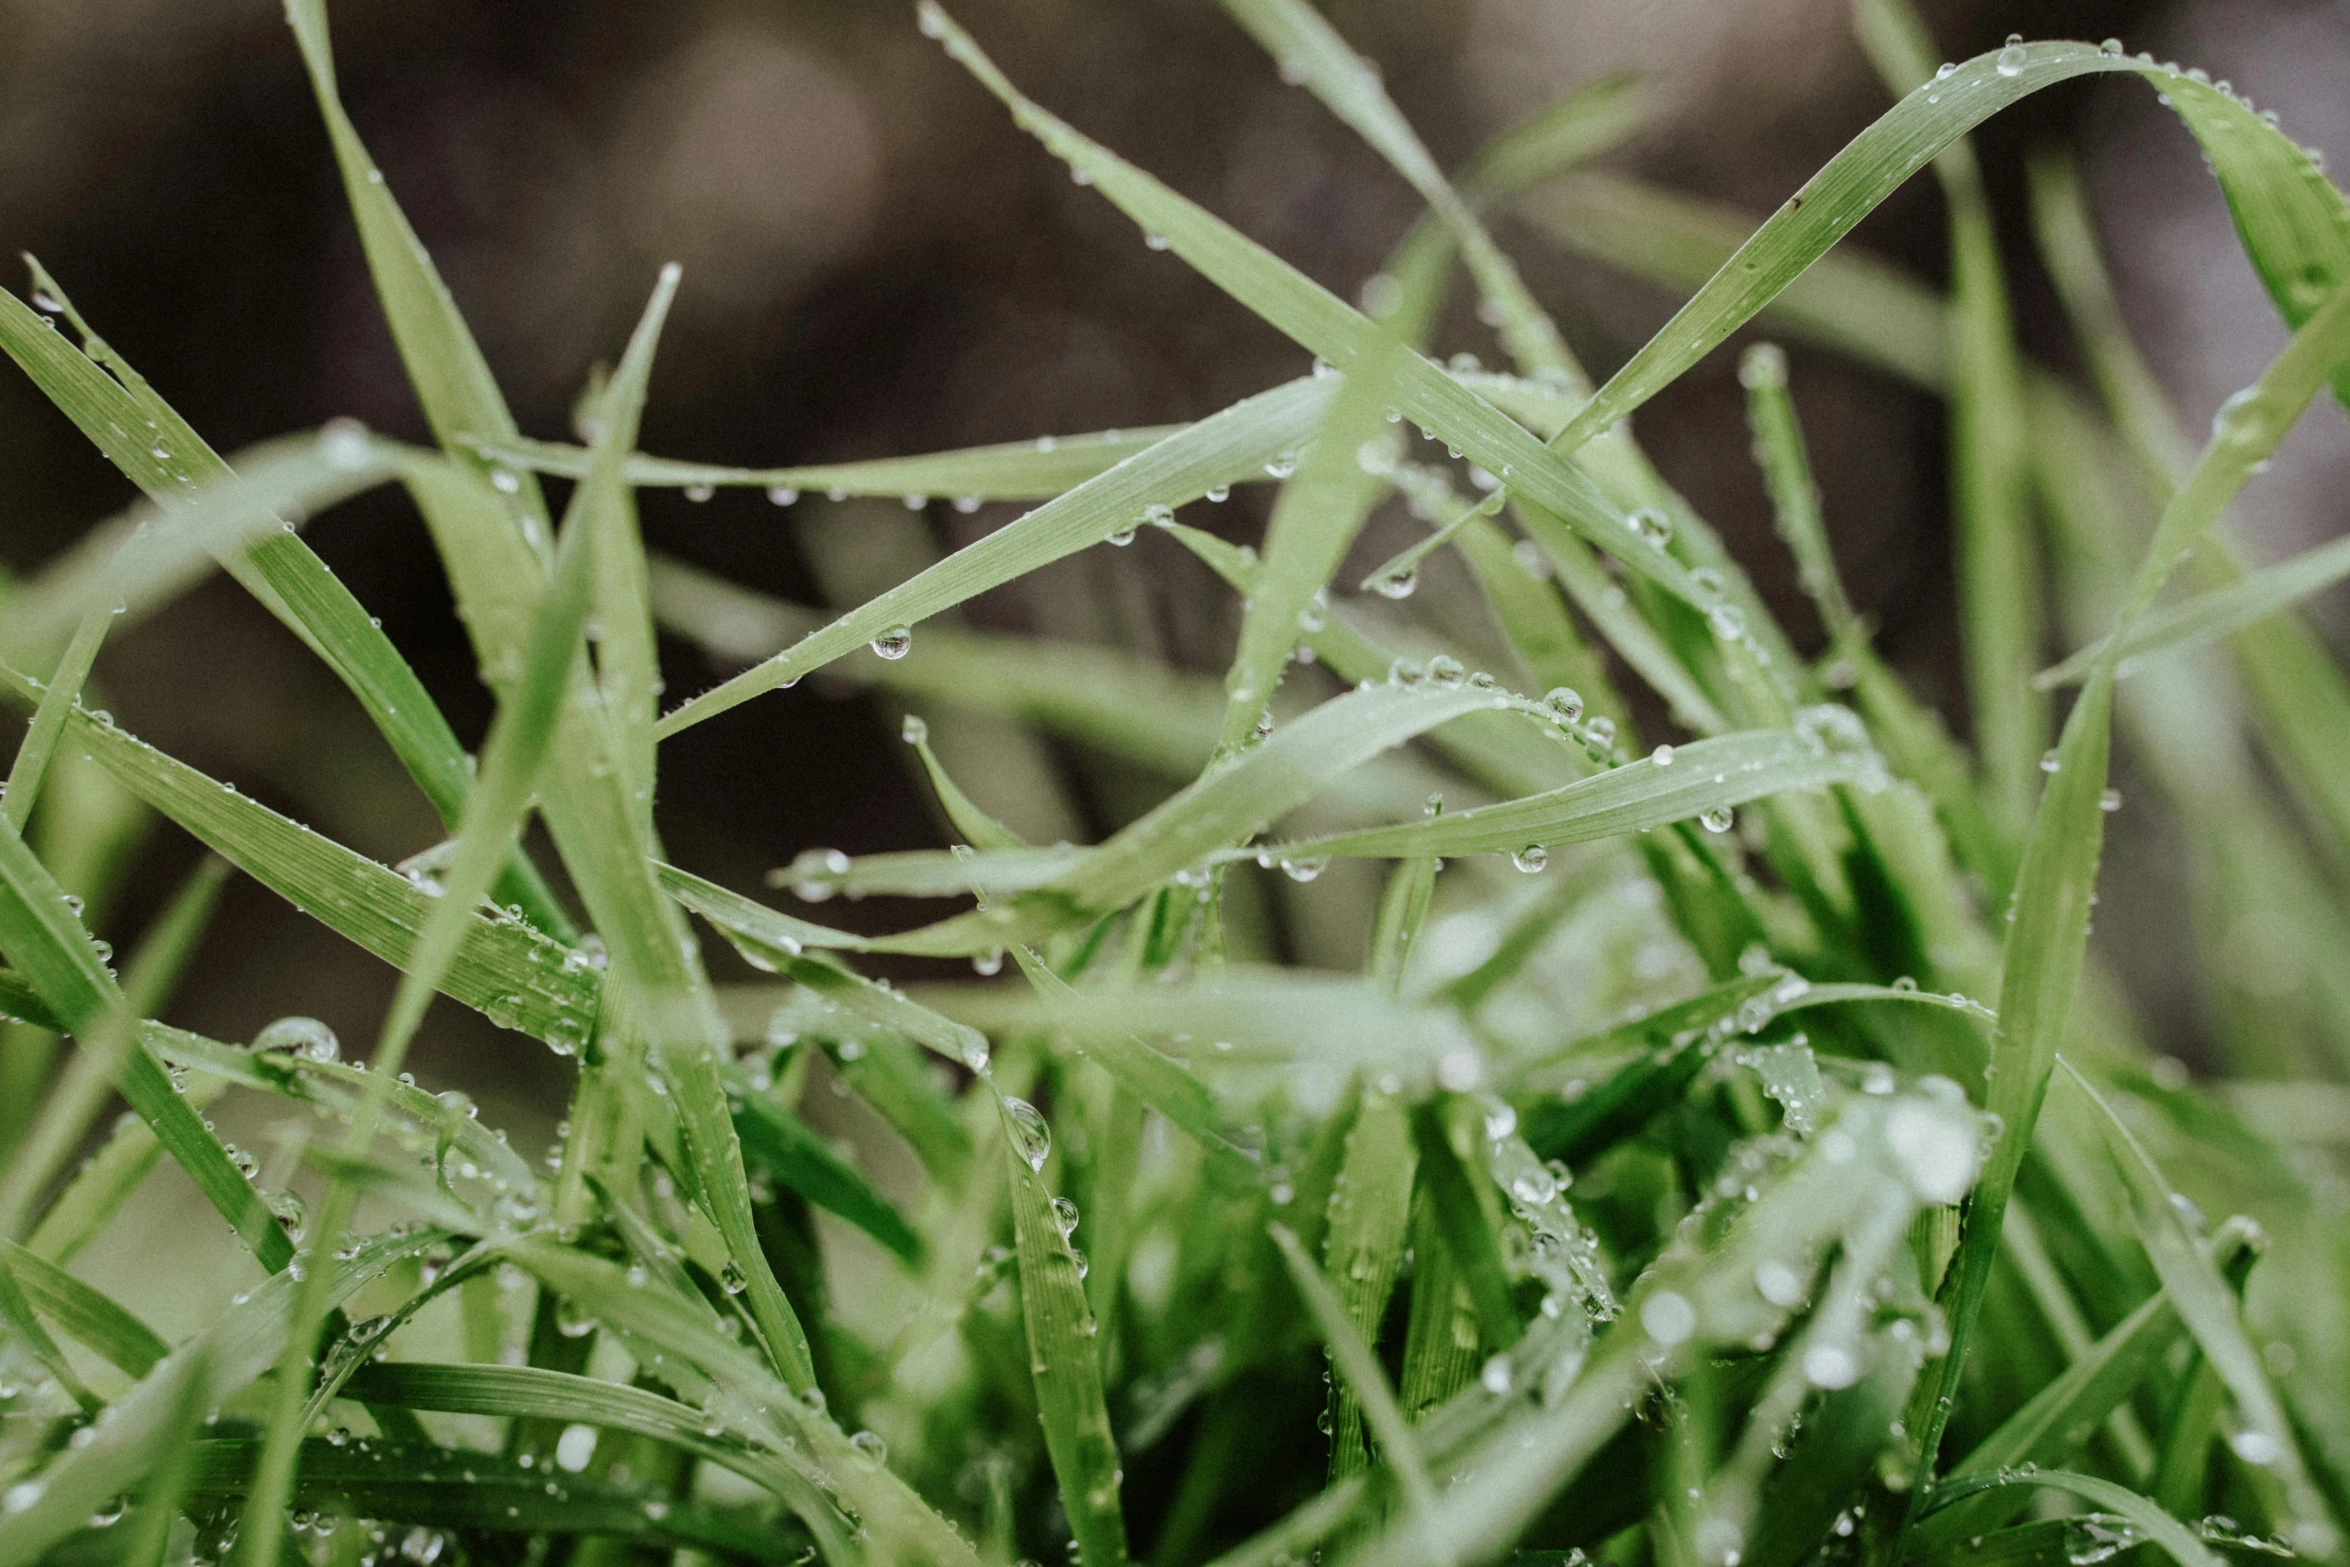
[1005,1097,1052,1170]
[1511,845,1549,874]
[254,1016,340,1064]
[870,626,913,660]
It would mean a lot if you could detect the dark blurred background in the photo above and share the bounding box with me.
[4,0,2347,1146]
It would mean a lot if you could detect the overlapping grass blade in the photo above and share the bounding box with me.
[0,1226,448,1567]
[1545,42,2349,457]
[0,1237,168,1377]
[1912,1469,2223,1567]
[657,376,1329,736]
[919,4,1714,614]
[1909,279,2350,1538]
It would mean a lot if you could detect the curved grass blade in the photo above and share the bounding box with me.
[340,1360,819,1501]
[732,1089,924,1265]
[0,1226,448,1567]
[2038,530,2350,688]
[658,375,1329,736]
[188,1437,802,1558]
[2057,1063,2336,1551]
[1546,43,2350,457]
[1517,173,1949,391]
[919,4,1715,615]
[1273,727,1879,860]
[0,1236,168,1378]
[508,1239,981,1566]
[905,717,1027,850]
[0,282,570,936]
[0,675,601,1049]
[470,422,1181,501]
[650,556,1226,777]
[1908,280,2350,1540]
[1911,1470,2223,1567]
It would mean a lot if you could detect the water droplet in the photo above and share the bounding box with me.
[1511,1167,1559,1206]
[870,626,913,660]
[1996,36,2027,76]
[1205,484,1231,503]
[4,1482,43,1515]
[684,483,715,503]
[254,1016,340,1063]
[2100,787,2122,812]
[719,1259,748,1295]
[1630,508,1673,548]
[1372,568,1418,599]
[1755,1260,1805,1308]
[1885,1101,1980,1204]
[900,714,928,746]
[1543,687,1585,725]
[1004,1097,1052,1170]
[1388,658,1424,686]
[1480,1354,1514,1394]
[1427,654,1465,688]
[2040,748,2061,774]
[766,484,800,506]
[1051,1196,1080,1237]
[1700,806,1734,834]
[2100,37,2123,56]
[1641,1290,1697,1346]
[262,1187,308,1243]
[1803,1343,1861,1388]
[318,417,372,471]
[849,1430,889,1469]
[1107,524,1138,547]
[1511,845,1549,874]
[1280,856,1329,883]
[2229,1430,2282,1466]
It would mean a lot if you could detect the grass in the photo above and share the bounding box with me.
[0,1,2347,1565]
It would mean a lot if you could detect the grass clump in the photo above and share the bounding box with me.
[2,2,2349,1566]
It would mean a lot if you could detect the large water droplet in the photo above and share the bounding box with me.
[1996,35,2027,76]
[254,1016,340,1064]
[1511,845,1549,874]
[871,626,913,660]
[1005,1097,1052,1170]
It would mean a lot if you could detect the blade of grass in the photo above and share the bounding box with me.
[1912,1469,2223,1567]
[470,421,1182,500]
[1854,0,2044,836]
[2037,529,2350,687]
[1314,1095,1418,1481]
[1905,281,2350,1543]
[1544,42,2350,457]
[920,4,1717,615]
[1271,1221,1445,1563]
[0,1236,169,1378]
[657,375,1331,736]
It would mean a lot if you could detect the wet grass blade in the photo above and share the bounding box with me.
[0,1237,168,1377]
[1911,1470,2222,1567]
[1545,42,2349,456]
[998,1089,1131,1567]
[1738,344,1859,649]
[2039,529,2350,688]
[1276,728,1880,861]
[657,376,1330,736]
[471,422,1181,500]
[1313,1095,1418,1480]
[920,4,1714,614]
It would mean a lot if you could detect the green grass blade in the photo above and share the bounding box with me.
[281,0,549,528]
[1276,727,1881,860]
[1,613,108,836]
[0,675,600,1049]
[920,4,1715,615]
[1912,1470,2223,1567]
[904,716,1028,849]
[2059,1063,2337,1551]
[998,1088,1130,1566]
[1545,43,2349,457]
[0,280,572,936]
[471,422,1181,500]
[2040,528,2350,688]
[732,1089,925,1264]
[1739,344,1859,648]
[657,376,1329,736]
[0,1236,168,1378]
[0,818,291,1268]
[1314,1094,1418,1480]
[1910,280,2350,1535]
[0,1225,447,1567]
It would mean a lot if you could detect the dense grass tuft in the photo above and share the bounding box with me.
[1,2,2348,1566]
